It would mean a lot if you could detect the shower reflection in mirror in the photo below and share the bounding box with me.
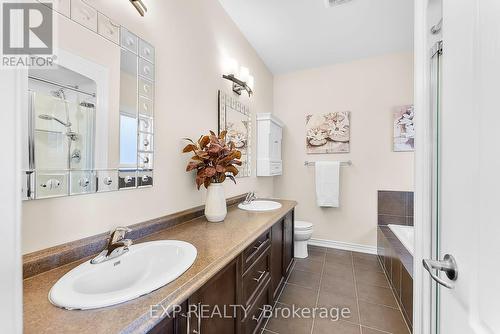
[28,66,97,198]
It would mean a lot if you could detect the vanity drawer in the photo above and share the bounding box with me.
[243,279,271,334]
[242,250,270,308]
[97,13,120,44]
[120,27,138,54]
[71,0,97,32]
[139,78,154,100]
[139,39,155,63]
[139,97,154,117]
[139,58,155,81]
[242,230,271,273]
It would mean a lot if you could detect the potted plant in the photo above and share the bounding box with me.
[183,130,242,222]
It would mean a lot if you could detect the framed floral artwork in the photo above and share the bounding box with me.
[393,105,415,152]
[306,111,350,154]
[218,90,251,177]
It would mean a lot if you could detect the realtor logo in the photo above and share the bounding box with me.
[2,2,53,55]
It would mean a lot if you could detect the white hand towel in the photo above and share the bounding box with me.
[315,161,340,208]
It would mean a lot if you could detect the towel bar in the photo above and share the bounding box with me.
[304,160,352,167]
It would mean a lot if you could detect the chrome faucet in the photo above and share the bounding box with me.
[243,191,257,205]
[91,227,133,264]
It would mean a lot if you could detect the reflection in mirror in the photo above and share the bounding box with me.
[218,90,252,177]
[119,49,138,169]
[28,65,97,199]
[21,1,155,200]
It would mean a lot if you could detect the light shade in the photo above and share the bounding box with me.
[224,58,239,76]
[239,67,250,82]
[248,75,255,91]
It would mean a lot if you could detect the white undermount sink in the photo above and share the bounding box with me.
[238,200,282,212]
[49,240,197,310]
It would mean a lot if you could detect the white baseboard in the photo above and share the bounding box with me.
[308,238,378,255]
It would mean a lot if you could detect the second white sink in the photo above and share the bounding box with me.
[49,240,197,310]
[238,200,282,212]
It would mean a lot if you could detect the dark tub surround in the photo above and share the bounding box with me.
[377,190,414,330]
[377,190,414,226]
[23,198,297,334]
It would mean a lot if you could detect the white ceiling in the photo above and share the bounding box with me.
[218,0,414,74]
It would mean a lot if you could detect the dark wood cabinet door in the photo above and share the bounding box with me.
[148,316,175,334]
[270,220,284,301]
[148,302,188,334]
[188,260,238,334]
[283,210,294,276]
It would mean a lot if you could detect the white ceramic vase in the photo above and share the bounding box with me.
[205,183,227,222]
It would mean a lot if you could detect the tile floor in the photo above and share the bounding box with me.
[262,246,411,334]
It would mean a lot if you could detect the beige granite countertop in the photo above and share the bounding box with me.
[23,200,297,334]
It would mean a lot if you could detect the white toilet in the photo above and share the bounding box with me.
[294,221,314,258]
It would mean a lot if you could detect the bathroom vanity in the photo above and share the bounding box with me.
[149,210,294,334]
[23,198,296,334]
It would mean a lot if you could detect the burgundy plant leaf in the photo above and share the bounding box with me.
[205,167,217,177]
[225,165,239,176]
[183,131,242,190]
[199,135,210,149]
[182,144,198,153]
[186,161,202,172]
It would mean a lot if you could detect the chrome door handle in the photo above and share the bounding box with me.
[423,254,458,289]
[192,302,201,334]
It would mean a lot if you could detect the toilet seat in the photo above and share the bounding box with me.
[295,221,313,231]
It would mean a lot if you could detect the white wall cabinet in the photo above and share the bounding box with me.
[257,113,284,176]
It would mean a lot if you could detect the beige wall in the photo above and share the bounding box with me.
[22,0,274,253]
[273,52,414,248]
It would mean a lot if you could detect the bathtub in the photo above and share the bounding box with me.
[388,224,414,255]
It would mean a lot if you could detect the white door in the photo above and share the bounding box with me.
[424,0,500,333]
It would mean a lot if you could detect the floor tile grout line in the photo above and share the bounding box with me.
[284,281,319,291]
[355,298,401,311]
[262,258,299,333]
[376,256,412,334]
[361,324,394,334]
[350,251,363,334]
[309,248,326,334]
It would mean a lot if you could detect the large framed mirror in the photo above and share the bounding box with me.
[218,90,251,177]
[22,2,155,200]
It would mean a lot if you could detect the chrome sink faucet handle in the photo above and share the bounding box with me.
[91,227,133,264]
[109,226,132,245]
[243,191,257,204]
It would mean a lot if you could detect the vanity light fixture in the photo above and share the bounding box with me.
[129,0,147,16]
[222,59,254,97]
